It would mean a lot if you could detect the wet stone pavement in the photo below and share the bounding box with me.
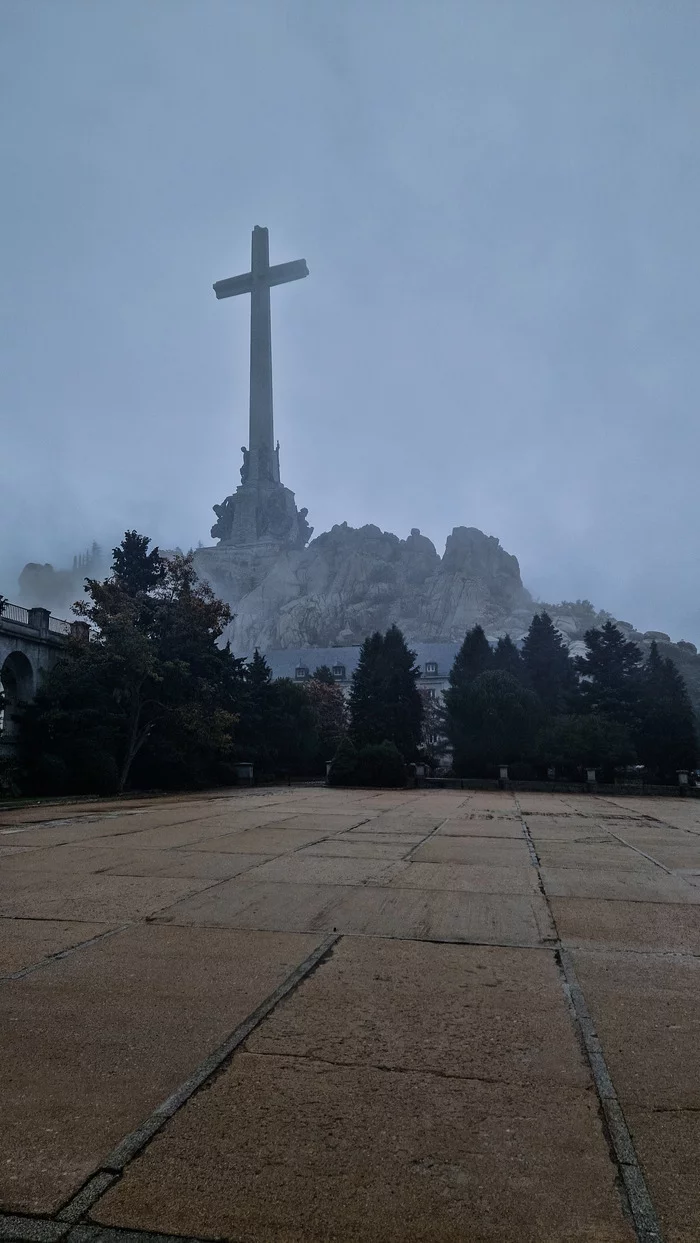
[1,785,700,1241]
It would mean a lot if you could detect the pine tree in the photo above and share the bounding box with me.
[576,621,643,727]
[636,641,698,778]
[446,670,541,776]
[493,635,523,679]
[449,625,493,688]
[110,530,165,597]
[521,612,576,712]
[312,665,336,686]
[349,625,423,760]
[247,649,273,689]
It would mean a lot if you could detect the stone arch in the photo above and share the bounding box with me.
[0,651,35,736]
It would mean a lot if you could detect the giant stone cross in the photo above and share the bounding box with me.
[214,226,308,485]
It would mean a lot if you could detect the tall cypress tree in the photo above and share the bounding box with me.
[349,625,423,760]
[521,612,577,712]
[636,641,698,778]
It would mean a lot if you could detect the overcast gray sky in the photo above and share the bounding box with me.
[2,0,699,638]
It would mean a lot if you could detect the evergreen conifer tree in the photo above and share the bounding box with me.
[636,641,698,778]
[576,621,643,726]
[312,665,336,685]
[348,625,423,760]
[449,625,493,688]
[521,612,576,712]
[446,669,541,776]
[493,634,523,679]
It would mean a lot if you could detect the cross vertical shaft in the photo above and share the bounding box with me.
[249,226,276,482]
[213,226,308,487]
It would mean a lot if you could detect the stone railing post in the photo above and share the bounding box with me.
[70,621,91,643]
[27,607,50,635]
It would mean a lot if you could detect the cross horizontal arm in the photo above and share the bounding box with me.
[268,258,309,287]
[213,271,254,300]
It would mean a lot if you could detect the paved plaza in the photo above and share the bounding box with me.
[2,786,700,1242]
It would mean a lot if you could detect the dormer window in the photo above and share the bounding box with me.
[425,661,438,675]
[332,664,346,680]
[295,666,309,680]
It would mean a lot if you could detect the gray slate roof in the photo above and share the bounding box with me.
[263,642,460,681]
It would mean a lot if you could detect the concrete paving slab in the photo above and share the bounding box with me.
[247,938,589,1089]
[551,897,700,954]
[294,839,412,860]
[249,854,405,887]
[534,842,660,872]
[540,865,700,903]
[436,819,523,837]
[87,819,263,851]
[624,842,700,870]
[0,870,211,921]
[521,815,600,834]
[0,925,323,1214]
[517,796,581,814]
[156,877,555,944]
[94,1053,631,1243]
[0,842,162,875]
[461,791,517,811]
[188,826,330,854]
[153,877,354,932]
[367,815,447,831]
[0,918,108,975]
[327,884,555,944]
[339,829,427,843]
[626,1106,700,1243]
[263,813,374,831]
[103,851,271,881]
[572,949,700,1109]
[410,836,531,866]
[389,861,539,895]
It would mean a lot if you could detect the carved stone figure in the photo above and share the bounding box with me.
[210,495,236,542]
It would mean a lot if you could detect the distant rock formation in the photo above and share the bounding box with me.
[17,543,109,618]
[193,522,534,654]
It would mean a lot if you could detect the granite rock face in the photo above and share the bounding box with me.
[193,523,534,654]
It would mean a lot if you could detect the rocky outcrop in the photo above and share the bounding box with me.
[193,522,534,654]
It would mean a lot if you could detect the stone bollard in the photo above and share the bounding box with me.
[325,760,333,783]
[234,761,254,787]
[498,764,509,788]
[28,607,50,635]
[586,767,597,789]
[677,769,689,796]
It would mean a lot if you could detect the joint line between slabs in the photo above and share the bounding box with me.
[1,924,133,982]
[52,930,341,1223]
[514,796,663,1243]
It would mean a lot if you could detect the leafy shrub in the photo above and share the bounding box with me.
[327,736,358,786]
[353,740,407,788]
